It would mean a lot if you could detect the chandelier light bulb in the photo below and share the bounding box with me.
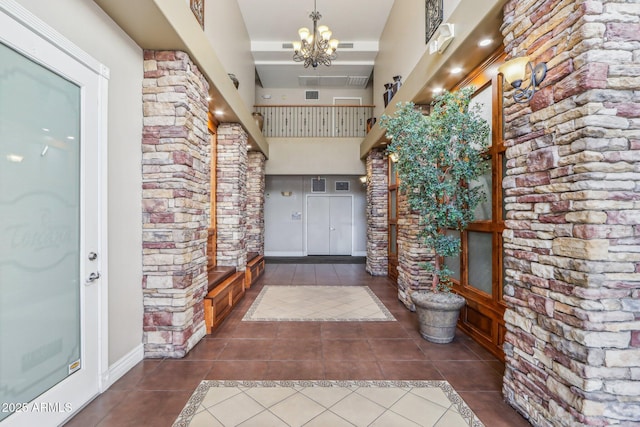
[293,41,302,52]
[298,27,310,40]
[329,39,339,49]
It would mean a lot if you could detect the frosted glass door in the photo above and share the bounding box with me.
[0,41,81,420]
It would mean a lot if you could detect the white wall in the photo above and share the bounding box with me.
[255,86,373,106]
[16,0,143,365]
[204,1,255,111]
[374,0,460,119]
[265,175,367,256]
[266,138,366,175]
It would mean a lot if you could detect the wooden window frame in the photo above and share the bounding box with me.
[449,49,507,360]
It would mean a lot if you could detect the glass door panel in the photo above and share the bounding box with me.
[390,190,397,220]
[444,230,461,281]
[0,41,81,421]
[471,158,492,221]
[467,231,493,295]
[389,224,397,255]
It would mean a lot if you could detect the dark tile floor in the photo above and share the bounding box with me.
[65,263,531,426]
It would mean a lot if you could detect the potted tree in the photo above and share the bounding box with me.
[380,87,490,343]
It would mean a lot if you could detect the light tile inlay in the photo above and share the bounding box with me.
[173,380,485,427]
[242,286,395,322]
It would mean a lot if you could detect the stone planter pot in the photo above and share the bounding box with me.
[410,291,466,344]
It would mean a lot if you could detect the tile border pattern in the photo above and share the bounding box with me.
[242,285,396,322]
[173,380,485,427]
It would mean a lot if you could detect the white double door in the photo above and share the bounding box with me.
[0,3,106,426]
[306,196,353,255]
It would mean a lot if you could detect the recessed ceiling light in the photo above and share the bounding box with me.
[432,87,444,94]
[6,154,24,163]
[479,39,492,47]
[214,110,224,116]
[206,96,212,102]
[451,67,462,74]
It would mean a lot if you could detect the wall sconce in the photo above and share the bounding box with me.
[359,175,367,186]
[389,152,399,163]
[281,191,293,197]
[428,23,454,55]
[498,56,547,103]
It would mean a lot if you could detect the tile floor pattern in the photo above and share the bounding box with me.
[64,263,531,427]
[174,380,483,427]
[243,285,395,321]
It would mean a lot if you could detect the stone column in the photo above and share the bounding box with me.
[141,50,210,358]
[216,123,248,270]
[246,151,266,255]
[501,1,640,425]
[396,193,433,309]
[366,149,388,275]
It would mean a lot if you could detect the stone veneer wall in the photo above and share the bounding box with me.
[501,1,640,425]
[141,50,210,357]
[396,192,433,309]
[247,151,266,254]
[217,123,248,269]
[366,149,388,275]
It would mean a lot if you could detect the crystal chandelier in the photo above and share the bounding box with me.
[292,0,339,68]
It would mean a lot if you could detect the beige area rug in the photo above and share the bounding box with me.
[173,380,484,427]
[242,286,395,322]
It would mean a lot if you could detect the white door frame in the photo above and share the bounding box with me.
[304,194,354,256]
[0,1,109,425]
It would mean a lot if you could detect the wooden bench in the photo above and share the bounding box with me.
[204,265,245,334]
[245,252,265,288]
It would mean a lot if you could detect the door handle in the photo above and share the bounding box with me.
[86,272,101,284]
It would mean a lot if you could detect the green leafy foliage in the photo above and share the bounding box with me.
[380,87,490,292]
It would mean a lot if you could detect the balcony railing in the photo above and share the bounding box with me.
[254,105,375,138]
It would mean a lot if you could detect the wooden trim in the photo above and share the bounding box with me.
[450,49,508,361]
[208,115,218,269]
[204,271,245,333]
[453,48,506,91]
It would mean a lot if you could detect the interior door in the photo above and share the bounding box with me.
[329,196,352,255]
[306,196,352,255]
[307,196,331,255]
[0,6,104,425]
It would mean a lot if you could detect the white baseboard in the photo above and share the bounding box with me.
[102,343,144,390]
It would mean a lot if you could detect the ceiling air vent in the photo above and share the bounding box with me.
[311,178,326,193]
[305,90,319,100]
[282,42,294,49]
[335,181,350,192]
[347,76,369,87]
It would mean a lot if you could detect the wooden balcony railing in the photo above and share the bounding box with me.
[254,105,375,138]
